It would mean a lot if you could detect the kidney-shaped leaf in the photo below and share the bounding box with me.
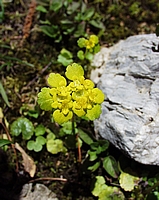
[10,117,34,140]
[119,171,139,191]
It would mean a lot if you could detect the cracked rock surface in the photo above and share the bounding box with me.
[92,34,159,165]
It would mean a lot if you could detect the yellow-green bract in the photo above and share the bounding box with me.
[38,63,104,124]
[77,35,99,49]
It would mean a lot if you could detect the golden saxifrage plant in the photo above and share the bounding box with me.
[37,63,104,124]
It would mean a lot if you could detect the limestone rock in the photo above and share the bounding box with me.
[92,34,159,165]
[20,183,58,200]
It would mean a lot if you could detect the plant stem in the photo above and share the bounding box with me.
[143,181,159,195]
[72,114,82,162]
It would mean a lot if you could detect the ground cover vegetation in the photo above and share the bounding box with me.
[1,0,159,199]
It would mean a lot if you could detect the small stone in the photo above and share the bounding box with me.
[20,183,58,200]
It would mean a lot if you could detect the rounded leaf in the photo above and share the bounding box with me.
[35,124,45,136]
[10,117,34,140]
[119,171,139,191]
[37,87,53,111]
[27,140,35,151]
[47,73,67,87]
[36,136,46,145]
[65,63,84,80]
[46,138,66,154]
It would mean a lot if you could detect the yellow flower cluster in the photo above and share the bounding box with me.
[78,35,99,50]
[84,35,99,49]
[38,63,104,124]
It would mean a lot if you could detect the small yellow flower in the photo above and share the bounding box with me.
[85,39,95,49]
[89,35,99,45]
[72,97,87,117]
[53,110,73,124]
[84,35,99,50]
[89,88,105,104]
[83,79,94,89]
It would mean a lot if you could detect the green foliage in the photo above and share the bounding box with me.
[20,104,40,119]
[0,139,12,147]
[77,35,100,62]
[27,136,46,152]
[34,124,46,136]
[0,81,10,107]
[87,140,111,172]
[103,155,119,178]
[57,48,73,66]
[10,118,66,153]
[92,176,125,200]
[59,121,78,136]
[78,129,93,145]
[36,0,105,42]
[46,131,67,154]
[0,0,4,23]
[10,117,34,140]
[129,2,141,16]
[119,170,139,192]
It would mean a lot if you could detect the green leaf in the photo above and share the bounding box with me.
[37,87,53,111]
[10,117,34,140]
[59,121,77,136]
[0,81,10,107]
[74,22,86,38]
[92,176,107,197]
[46,138,67,154]
[0,0,4,23]
[34,142,43,152]
[77,50,85,60]
[27,109,39,118]
[85,51,94,61]
[88,161,100,172]
[35,124,45,136]
[50,0,63,12]
[89,19,105,30]
[36,5,47,13]
[90,140,109,153]
[57,48,73,66]
[0,139,12,147]
[81,7,95,20]
[27,136,46,152]
[67,2,80,15]
[103,156,119,178]
[27,140,35,151]
[94,44,101,54]
[78,129,93,145]
[46,132,56,140]
[40,25,59,38]
[92,176,125,200]
[88,150,98,161]
[119,171,139,191]
[36,136,46,145]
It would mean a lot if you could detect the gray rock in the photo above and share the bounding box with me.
[91,34,159,165]
[20,183,58,200]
